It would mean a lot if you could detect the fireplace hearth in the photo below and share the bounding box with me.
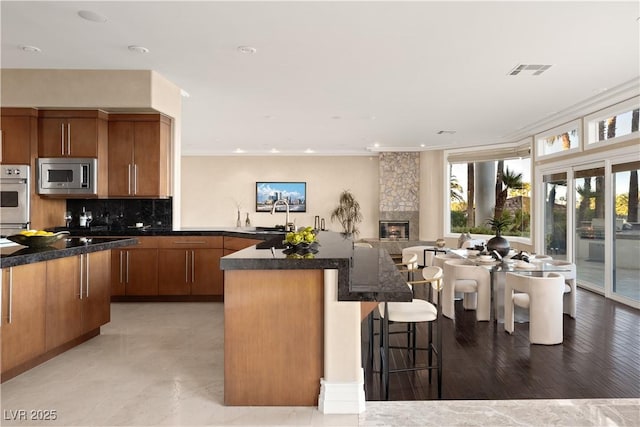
[379,220,410,241]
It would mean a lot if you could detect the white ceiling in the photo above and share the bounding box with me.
[2,1,639,156]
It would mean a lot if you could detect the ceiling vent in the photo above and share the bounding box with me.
[508,64,552,76]
[437,130,456,135]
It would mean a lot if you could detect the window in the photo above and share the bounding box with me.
[542,172,568,259]
[448,154,531,239]
[585,97,640,147]
[535,120,581,158]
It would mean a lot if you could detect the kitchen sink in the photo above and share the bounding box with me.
[255,226,286,232]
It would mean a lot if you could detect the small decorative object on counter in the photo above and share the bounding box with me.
[7,230,69,248]
[236,209,241,227]
[283,226,319,256]
[436,238,446,248]
[245,212,251,227]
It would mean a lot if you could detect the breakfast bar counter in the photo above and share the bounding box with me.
[220,231,411,413]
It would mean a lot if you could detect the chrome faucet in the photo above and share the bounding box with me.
[271,199,291,231]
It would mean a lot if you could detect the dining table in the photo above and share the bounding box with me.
[449,249,572,323]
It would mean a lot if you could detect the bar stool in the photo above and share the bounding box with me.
[378,266,443,400]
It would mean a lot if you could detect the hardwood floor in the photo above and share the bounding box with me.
[363,287,640,401]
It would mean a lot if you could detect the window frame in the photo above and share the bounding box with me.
[444,140,533,245]
[534,119,582,160]
[583,96,640,150]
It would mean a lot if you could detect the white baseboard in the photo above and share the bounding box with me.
[317,373,366,414]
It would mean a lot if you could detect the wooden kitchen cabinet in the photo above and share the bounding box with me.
[108,114,171,198]
[0,108,37,165]
[1,263,47,374]
[45,256,83,350]
[111,237,159,296]
[82,250,111,333]
[38,110,108,158]
[157,236,224,295]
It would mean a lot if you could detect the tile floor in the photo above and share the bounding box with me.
[1,302,638,426]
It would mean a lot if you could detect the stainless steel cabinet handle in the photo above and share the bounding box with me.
[185,251,189,283]
[67,123,71,155]
[119,251,124,283]
[127,164,132,195]
[79,254,84,299]
[134,164,138,195]
[126,251,130,283]
[8,268,13,324]
[191,250,195,283]
[61,123,65,155]
[86,253,90,298]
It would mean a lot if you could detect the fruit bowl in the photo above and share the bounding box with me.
[7,231,70,248]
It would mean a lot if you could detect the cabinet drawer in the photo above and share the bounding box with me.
[224,236,263,251]
[156,236,223,249]
[111,236,159,249]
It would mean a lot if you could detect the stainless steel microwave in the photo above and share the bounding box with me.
[37,158,98,195]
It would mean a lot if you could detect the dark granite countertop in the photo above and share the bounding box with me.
[49,226,285,239]
[0,237,138,268]
[220,231,412,302]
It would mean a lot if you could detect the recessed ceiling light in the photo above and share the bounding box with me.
[304,149,315,154]
[78,10,108,23]
[270,148,280,153]
[180,89,190,98]
[128,45,149,54]
[234,148,245,154]
[237,46,257,54]
[373,142,380,147]
[420,144,425,148]
[19,45,41,53]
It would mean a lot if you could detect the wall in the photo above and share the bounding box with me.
[180,156,380,237]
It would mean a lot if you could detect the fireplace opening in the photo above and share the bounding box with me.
[379,221,409,241]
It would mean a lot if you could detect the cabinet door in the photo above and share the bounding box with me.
[45,256,83,350]
[111,249,127,296]
[67,118,98,157]
[108,121,134,196]
[0,116,31,164]
[1,263,47,373]
[83,251,111,332]
[158,249,191,295]
[38,117,66,157]
[133,121,164,197]
[125,249,158,295]
[192,249,224,295]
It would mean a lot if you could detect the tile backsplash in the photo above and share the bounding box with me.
[65,198,172,230]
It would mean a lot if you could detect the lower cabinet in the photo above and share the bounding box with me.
[1,250,111,379]
[1,263,47,374]
[111,237,159,296]
[45,251,112,351]
[157,236,224,296]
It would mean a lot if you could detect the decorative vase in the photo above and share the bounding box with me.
[486,233,510,257]
[236,210,241,227]
[435,238,446,248]
[245,212,251,227]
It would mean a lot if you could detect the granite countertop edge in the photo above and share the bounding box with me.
[1,238,137,268]
[50,227,286,239]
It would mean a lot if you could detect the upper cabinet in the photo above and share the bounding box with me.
[38,110,108,158]
[108,113,171,198]
[0,108,37,165]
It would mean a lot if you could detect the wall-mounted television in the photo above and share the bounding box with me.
[256,182,306,212]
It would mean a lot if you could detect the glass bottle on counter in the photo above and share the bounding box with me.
[245,212,251,227]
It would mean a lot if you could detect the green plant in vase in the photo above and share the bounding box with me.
[485,215,512,258]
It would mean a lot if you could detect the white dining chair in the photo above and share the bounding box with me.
[544,260,577,318]
[504,272,565,345]
[442,259,491,321]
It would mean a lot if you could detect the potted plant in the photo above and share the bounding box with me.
[485,216,511,257]
[331,190,363,236]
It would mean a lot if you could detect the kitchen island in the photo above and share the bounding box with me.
[220,231,411,413]
[0,237,136,381]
